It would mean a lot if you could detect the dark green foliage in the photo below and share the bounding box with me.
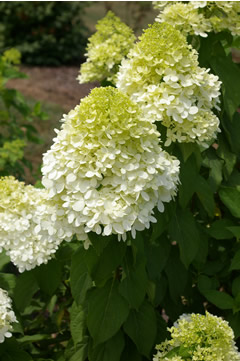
[0,2,89,65]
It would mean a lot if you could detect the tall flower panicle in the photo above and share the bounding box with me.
[154,1,240,37]
[153,312,240,361]
[78,11,136,84]
[0,288,17,343]
[0,176,74,272]
[117,22,221,146]
[42,87,180,241]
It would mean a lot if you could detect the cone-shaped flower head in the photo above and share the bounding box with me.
[153,312,240,361]
[154,1,240,37]
[42,87,180,241]
[0,176,71,272]
[0,288,17,343]
[78,11,136,84]
[117,22,221,146]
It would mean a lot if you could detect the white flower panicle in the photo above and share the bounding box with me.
[154,1,240,37]
[153,312,240,361]
[116,22,221,146]
[78,11,136,84]
[0,176,69,272]
[0,288,17,343]
[42,87,180,241]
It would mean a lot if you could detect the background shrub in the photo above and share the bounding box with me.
[0,2,89,65]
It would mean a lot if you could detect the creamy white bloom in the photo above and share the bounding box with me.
[154,1,240,37]
[0,288,17,343]
[117,22,221,146]
[78,11,135,84]
[0,176,75,272]
[42,87,180,241]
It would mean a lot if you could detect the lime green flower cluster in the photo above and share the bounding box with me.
[0,176,71,272]
[42,87,179,241]
[0,139,25,170]
[153,312,240,361]
[117,22,221,146]
[78,11,136,84]
[154,1,240,37]
[2,48,21,64]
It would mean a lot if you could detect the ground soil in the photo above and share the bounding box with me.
[8,65,98,112]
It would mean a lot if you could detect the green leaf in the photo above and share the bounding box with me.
[0,251,10,270]
[146,236,170,281]
[33,259,62,296]
[17,334,48,344]
[169,209,200,268]
[178,154,198,208]
[70,302,87,346]
[120,337,142,361]
[202,148,223,190]
[227,227,240,238]
[198,275,212,293]
[88,233,110,256]
[195,176,215,217]
[217,136,236,179]
[0,338,32,360]
[207,219,234,239]
[210,55,240,118]
[88,331,125,361]
[123,301,157,358]
[164,247,188,302]
[222,112,240,155]
[179,143,199,162]
[232,276,240,297]
[0,273,16,296]
[119,249,148,309]
[230,249,240,271]
[13,272,39,312]
[68,338,88,361]
[227,312,240,338]
[203,290,234,309]
[219,187,240,218]
[87,279,129,346]
[70,245,97,305]
[93,240,127,287]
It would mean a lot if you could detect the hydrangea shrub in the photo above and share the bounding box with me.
[0,2,240,361]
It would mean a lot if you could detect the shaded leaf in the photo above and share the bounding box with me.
[123,301,157,358]
[87,279,129,346]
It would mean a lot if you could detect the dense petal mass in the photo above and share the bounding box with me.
[0,288,17,343]
[42,87,180,241]
[153,312,240,361]
[0,176,72,272]
[154,1,240,37]
[78,11,136,84]
[117,22,221,146]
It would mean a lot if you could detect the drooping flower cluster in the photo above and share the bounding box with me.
[153,312,240,361]
[0,176,76,272]
[0,288,17,343]
[78,11,136,84]
[154,1,240,37]
[117,22,221,146]
[42,87,179,241]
